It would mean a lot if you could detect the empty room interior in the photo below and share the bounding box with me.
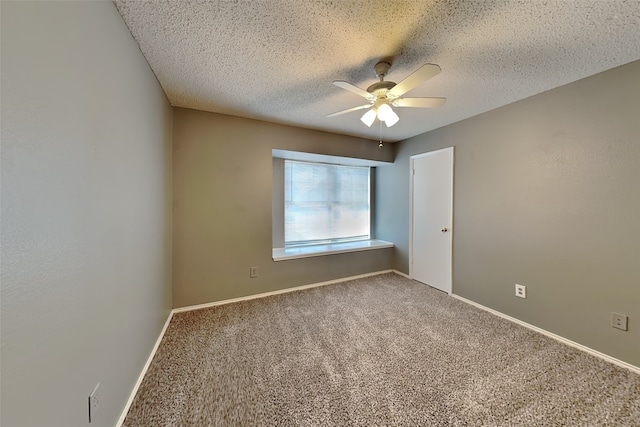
[2,1,639,426]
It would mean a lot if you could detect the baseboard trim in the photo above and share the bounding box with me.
[392,269,411,279]
[116,311,174,427]
[451,294,640,375]
[173,269,396,313]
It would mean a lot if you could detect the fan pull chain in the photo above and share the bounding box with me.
[378,120,384,149]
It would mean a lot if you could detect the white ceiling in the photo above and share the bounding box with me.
[114,0,640,143]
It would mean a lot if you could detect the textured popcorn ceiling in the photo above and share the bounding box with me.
[114,0,640,142]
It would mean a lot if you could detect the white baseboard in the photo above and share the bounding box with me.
[451,294,640,375]
[392,269,410,279]
[173,269,396,313]
[116,311,174,427]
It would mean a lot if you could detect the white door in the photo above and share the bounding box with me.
[410,147,453,294]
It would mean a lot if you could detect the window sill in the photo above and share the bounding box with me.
[272,239,394,261]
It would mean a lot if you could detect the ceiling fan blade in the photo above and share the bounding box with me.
[332,81,375,100]
[393,97,447,108]
[326,104,372,118]
[388,64,442,98]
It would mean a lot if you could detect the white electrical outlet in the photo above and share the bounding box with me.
[515,284,526,299]
[88,383,100,423]
[611,313,628,331]
[249,266,258,278]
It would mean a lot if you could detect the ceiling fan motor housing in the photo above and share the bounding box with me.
[367,80,396,98]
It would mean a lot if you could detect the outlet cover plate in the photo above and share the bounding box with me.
[611,313,628,331]
[250,266,258,278]
[515,284,526,299]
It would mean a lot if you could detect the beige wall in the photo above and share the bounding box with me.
[377,60,640,367]
[1,2,172,426]
[173,108,393,307]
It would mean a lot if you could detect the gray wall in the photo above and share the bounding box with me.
[1,2,173,426]
[173,108,394,307]
[377,60,640,367]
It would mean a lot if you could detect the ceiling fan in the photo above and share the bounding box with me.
[327,61,446,127]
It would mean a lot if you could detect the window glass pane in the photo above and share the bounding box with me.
[285,160,370,245]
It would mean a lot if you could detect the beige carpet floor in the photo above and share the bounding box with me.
[123,273,640,426]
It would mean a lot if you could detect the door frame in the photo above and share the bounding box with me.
[409,146,454,294]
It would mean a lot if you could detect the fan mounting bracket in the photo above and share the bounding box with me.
[374,61,392,79]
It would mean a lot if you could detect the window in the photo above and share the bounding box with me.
[272,151,393,261]
[284,160,370,246]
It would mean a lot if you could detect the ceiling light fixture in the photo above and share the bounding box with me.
[377,103,399,127]
[360,102,400,128]
[360,108,377,127]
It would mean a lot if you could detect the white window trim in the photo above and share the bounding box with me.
[272,150,391,167]
[273,239,394,261]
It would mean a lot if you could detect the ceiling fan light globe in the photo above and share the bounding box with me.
[384,108,400,127]
[376,103,393,121]
[360,109,376,127]
[384,117,399,127]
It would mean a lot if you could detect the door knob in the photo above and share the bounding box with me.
[441,227,448,232]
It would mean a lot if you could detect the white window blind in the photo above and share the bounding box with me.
[285,160,370,245]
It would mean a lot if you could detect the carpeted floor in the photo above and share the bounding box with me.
[123,273,640,426]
